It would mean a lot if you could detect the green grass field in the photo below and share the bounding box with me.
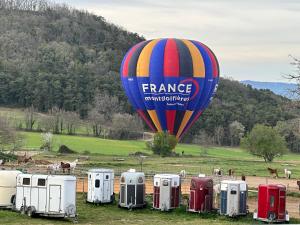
[21,131,300,159]
[19,131,300,178]
[0,194,299,225]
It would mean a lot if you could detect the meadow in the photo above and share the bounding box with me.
[20,131,300,178]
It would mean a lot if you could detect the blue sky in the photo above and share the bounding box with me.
[53,0,300,82]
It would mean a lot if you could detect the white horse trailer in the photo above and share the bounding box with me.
[87,168,114,204]
[153,174,181,211]
[15,174,77,219]
[118,169,146,209]
[0,170,22,208]
[220,180,247,217]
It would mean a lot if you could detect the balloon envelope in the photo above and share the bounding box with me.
[120,38,219,139]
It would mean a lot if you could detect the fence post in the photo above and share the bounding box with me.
[82,177,85,193]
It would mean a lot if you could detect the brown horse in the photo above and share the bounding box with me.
[61,162,71,174]
[17,154,32,164]
[267,167,278,178]
[241,174,246,181]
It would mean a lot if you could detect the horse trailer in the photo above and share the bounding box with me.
[153,174,181,211]
[118,169,146,209]
[253,184,289,223]
[87,168,114,204]
[188,177,213,213]
[15,174,77,219]
[0,170,22,208]
[220,180,247,217]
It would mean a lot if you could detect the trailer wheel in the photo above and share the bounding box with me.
[73,215,78,224]
[27,207,35,217]
[20,206,27,215]
[11,195,16,211]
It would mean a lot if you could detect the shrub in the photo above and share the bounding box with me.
[147,132,178,156]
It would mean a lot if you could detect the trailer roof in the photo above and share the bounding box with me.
[154,174,180,179]
[17,174,76,181]
[259,184,286,189]
[88,168,114,173]
[191,177,212,182]
[221,180,246,184]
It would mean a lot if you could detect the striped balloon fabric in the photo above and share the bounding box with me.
[120,38,219,139]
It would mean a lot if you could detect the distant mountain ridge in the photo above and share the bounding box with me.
[241,80,298,99]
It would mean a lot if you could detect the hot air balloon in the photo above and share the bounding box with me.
[120,38,219,140]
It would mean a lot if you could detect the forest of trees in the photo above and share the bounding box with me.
[0,0,299,150]
[0,0,144,117]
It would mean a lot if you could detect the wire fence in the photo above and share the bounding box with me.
[76,175,234,194]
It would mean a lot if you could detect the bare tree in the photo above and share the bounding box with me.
[0,0,50,11]
[110,113,144,139]
[48,107,64,134]
[229,121,245,146]
[192,130,213,146]
[93,91,120,121]
[88,108,105,137]
[214,126,224,146]
[24,105,36,131]
[40,107,64,134]
[0,116,22,151]
[63,111,79,135]
[285,56,300,98]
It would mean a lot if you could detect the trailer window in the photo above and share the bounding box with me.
[106,175,109,179]
[37,179,46,186]
[270,195,275,207]
[23,178,30,185]
[163,180,169,186]
[95,179,100,188]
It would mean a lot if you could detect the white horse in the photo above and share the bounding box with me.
[179,170,186,178]
[47,162,61,174]
[284,168,291,179]
[213,168,222,176]
[69,159,78,172]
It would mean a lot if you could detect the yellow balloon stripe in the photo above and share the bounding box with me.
[147,110,162,132]
[137,39,161,77]
[176,110,194,139]
[182,39,205,77]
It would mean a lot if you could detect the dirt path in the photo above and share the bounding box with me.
[246,176,299,191]
[77,176,300,193]
[248,196,300,219]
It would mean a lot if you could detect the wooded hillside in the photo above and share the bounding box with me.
[0,0,144,117]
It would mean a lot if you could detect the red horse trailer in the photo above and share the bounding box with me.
[253,184,289,223]
[153,174,181,211]
[188,177,213,213]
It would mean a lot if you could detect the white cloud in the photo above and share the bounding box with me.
[53,0,300,82]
